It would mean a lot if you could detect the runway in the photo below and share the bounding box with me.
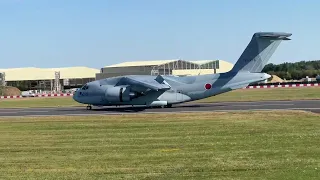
[0,100,320,117]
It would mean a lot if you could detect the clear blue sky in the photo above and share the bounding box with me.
[0,0,319,69]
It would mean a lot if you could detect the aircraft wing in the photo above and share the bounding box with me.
[116,75,171,92]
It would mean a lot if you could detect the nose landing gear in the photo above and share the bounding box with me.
[86,105,92,110]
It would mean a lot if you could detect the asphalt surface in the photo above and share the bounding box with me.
[0,100,320,117]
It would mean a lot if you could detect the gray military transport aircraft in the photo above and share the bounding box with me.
[73,32,292,110]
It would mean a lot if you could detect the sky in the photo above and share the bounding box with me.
[0,0,320,69]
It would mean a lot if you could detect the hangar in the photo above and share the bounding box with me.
[0,59,233,93]
[0,67,99,92]
[96,59,234,80]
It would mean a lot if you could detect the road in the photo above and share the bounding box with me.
[0,100,320,117]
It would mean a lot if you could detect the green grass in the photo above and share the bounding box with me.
[0,87,320,108]
[0,111,319,179]
[0,97,79,108]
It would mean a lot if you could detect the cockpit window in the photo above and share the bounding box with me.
[81,84,89,90]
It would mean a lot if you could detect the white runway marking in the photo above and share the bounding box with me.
[21,110,49,113]
[231,103,294,107]
[0,112,18,114]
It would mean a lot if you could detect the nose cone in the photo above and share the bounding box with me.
[72,90,80,103]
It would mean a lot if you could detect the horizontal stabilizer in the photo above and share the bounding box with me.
[255,32,292,40]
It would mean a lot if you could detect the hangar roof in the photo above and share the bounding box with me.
[190,60,219,65]
[0,67,100,81]
[106,59,227,68]
[105,59,178,68]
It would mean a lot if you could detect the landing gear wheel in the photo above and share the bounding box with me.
[86,105,92,110]
[165,104,173,108]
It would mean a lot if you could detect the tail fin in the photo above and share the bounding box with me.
[230,32,292,73]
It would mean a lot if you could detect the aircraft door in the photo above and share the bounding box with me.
[176,90,183,101]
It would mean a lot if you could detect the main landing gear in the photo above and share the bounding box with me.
[159,104,172,108]
[86,105,92,110]
[165,104,173,108]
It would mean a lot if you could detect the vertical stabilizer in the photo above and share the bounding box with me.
[230,32,292,73]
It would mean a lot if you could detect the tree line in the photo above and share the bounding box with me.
[262,60,320,80]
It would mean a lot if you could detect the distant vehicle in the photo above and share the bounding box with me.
[72,32,292,110]
[21,91,36,97]
[64,88,79,93]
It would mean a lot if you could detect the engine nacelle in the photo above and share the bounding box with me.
[105,86,137,102]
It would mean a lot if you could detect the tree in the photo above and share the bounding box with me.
[262,60,320,80]
[0,86,3,96]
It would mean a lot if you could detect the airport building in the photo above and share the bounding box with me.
[96,59,234,80]
[0,59,234,92]
[0,67,99,92]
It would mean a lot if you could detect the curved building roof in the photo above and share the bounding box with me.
[105,59,179,68]
[105,59,231,68]
[0,67,100,81]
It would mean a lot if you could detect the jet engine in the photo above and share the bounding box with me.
[105,86,138,102]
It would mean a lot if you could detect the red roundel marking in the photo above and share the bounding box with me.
[205,83,212,90]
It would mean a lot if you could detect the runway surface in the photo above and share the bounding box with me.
[0,100,320,117]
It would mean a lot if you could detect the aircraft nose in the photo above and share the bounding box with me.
[72,90,80,102]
